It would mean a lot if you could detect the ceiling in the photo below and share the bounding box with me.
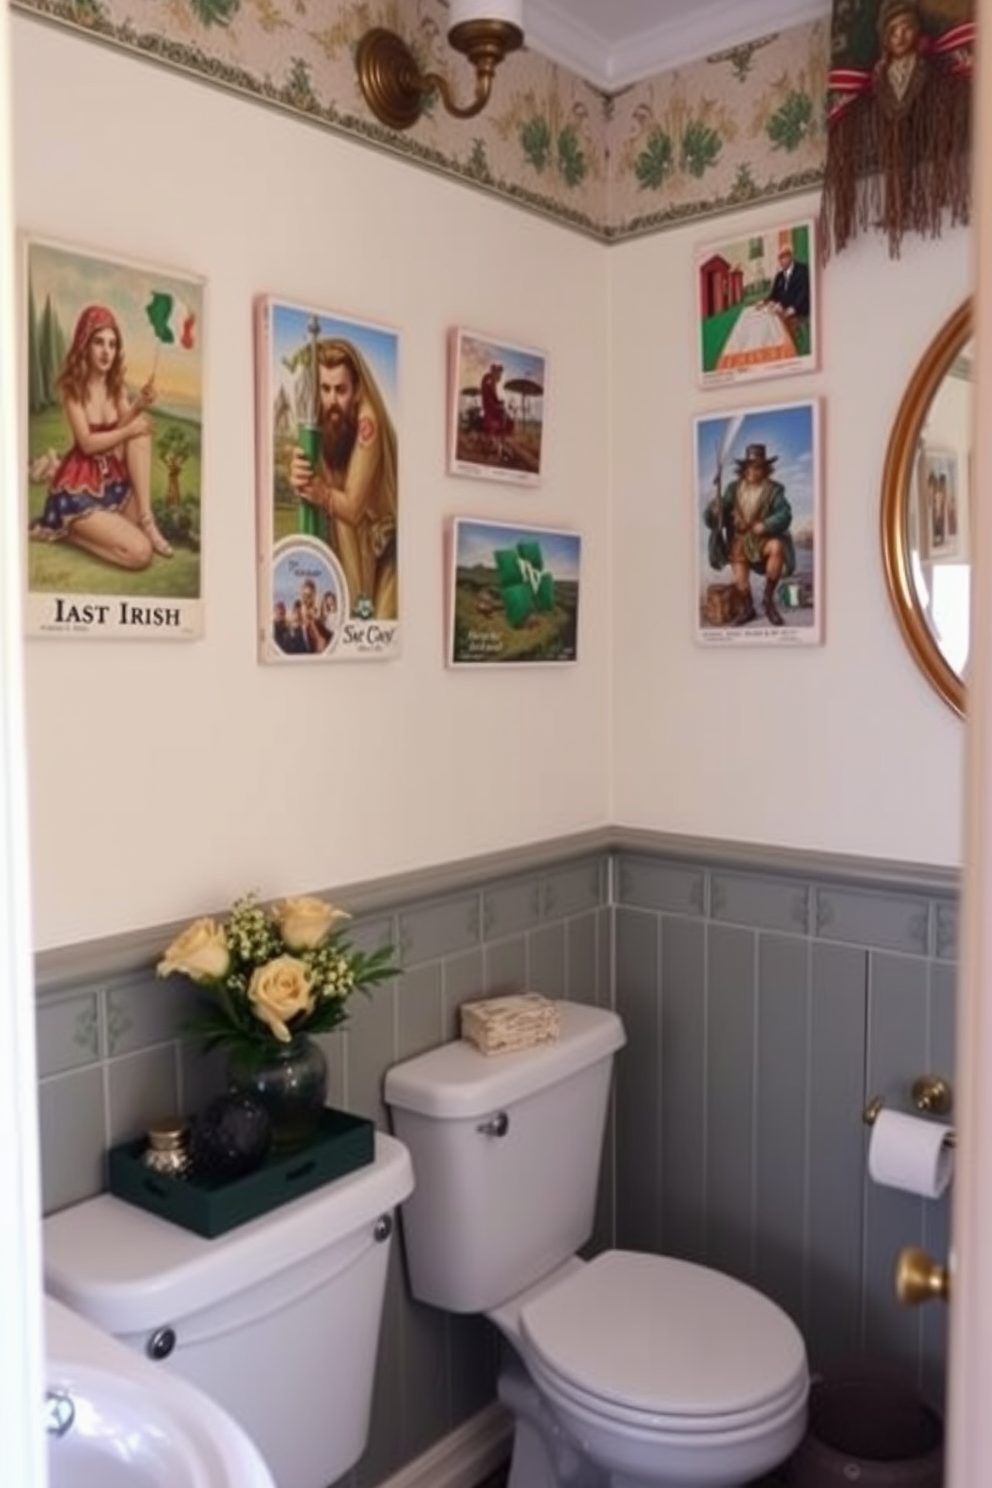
[523,0,829,91]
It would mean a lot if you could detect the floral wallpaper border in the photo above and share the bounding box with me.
[13,0,829,242]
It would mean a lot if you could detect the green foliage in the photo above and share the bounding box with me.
[39,297,56,408]
[26,280,69,414]
[520,116,552,172]
[27,280,43,416]
[161,893,400,1059]
[729,164,758,201]
[283,58,317,110]
[680,120,722,178]
[158,423,193,467]
[185,0,241,26]
[767,92,815,152]
[519,117,587,188]
[155,497,201,552]
[466,138,493,182]
[556,126,587,188]
[725,45,758,83]
[634,129,674,191]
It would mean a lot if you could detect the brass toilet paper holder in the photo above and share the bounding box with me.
[863,1074,955,1307]
[863,1074,955,1145]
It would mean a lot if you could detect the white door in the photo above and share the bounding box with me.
[0,0,47,1481]
[945,14,992,1484]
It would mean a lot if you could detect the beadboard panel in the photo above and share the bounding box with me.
[805,942,868,1374]
[659,914,707,1263]
[753,933,810,1328]
[614,907,662,1253]
[35,834,958,1488]
[705,923,759,1282]
[613,846,956,1406]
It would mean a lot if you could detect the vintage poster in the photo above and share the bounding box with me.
[695,219,818,389]
[918,445,965,564]
[24,237,205,639]
[447,518,580,665]
[694,400,822,646]
[448,329,547,487]
[256,297,399,662]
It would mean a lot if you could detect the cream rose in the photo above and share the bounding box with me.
[274,896,350,951]
[248,955,315,1041]
[157,918,230,982]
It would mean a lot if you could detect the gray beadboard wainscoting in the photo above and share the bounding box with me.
[34,832,957,1486]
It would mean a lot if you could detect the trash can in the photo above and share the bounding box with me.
[784,1372,944,1487]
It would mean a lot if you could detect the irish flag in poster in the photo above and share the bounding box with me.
[146,290,197,349]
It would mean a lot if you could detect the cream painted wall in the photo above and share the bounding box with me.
[610,196,972,866]
[13,14,974,953]
[13,17,612,950]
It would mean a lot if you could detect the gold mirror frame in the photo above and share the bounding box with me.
[880,298,971,720]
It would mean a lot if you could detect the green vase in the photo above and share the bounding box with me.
[225,1034,328,1153]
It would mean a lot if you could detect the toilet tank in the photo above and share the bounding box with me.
[385,1001,625,1313]
[43,1132,413,1488]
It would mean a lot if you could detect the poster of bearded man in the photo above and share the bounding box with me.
[255,297,399,663]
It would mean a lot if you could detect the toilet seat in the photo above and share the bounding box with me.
[519,1250,807,1435]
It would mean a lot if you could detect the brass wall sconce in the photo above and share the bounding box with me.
[357,1,524,132]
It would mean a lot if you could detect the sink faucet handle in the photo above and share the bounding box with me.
[44,1389,75,1438]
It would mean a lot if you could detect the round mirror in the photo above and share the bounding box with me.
[881,299,972,719]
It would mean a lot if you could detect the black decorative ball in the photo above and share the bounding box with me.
[190,1093,272,1180]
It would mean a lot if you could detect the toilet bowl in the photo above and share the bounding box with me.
[507,1251,807,1488]
[385,1000,809,1488]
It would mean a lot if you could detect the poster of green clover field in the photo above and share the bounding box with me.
[447,518,581,666]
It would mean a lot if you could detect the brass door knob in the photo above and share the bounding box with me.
[896,1246,950,1305]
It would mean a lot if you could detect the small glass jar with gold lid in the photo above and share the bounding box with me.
[141,1115,192,1179]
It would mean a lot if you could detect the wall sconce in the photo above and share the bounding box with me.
[356,0,524,132]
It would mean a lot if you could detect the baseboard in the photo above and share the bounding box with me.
[376,1402,513,1488]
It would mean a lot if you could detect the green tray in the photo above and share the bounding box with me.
[108,1106,375,1239]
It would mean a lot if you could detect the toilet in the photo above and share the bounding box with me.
[42,1130,413,1488]
[384,1001,809,1488]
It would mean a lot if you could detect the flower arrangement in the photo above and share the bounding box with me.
[157,892,398,1058]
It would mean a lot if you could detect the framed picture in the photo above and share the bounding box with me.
[695,219,818,389]
[446,518,580,665]
[694,399,822,646]
[447,328,547,486]
[917,444,965,563]
[255,296,399,662]
[24,235,205,639]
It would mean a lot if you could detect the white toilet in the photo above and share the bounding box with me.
[385,1001,809,1488]
[42,1131,413,1488]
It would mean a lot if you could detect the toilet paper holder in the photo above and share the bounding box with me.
[863,1074,955,1146]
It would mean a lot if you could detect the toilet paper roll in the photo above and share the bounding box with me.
[867,1109,954,1199]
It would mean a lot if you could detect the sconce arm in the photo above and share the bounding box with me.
[423,63,495,122]
[356,21,522,132]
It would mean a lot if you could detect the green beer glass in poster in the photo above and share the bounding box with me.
[255,296,400,663]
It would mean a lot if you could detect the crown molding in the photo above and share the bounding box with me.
[524,0,830,91]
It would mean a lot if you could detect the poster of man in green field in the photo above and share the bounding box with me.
[24,237,204,640]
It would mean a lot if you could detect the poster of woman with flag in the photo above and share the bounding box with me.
[24,236,204,639]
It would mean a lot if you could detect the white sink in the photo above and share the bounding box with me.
[45,1295,276,1488]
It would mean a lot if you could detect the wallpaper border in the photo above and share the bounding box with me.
[12,2,828,244]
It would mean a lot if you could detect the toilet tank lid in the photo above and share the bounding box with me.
[42,1131,413,1335]
[385,1001,625,1119]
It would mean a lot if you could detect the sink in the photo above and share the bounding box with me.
[45,1295,276,1488]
